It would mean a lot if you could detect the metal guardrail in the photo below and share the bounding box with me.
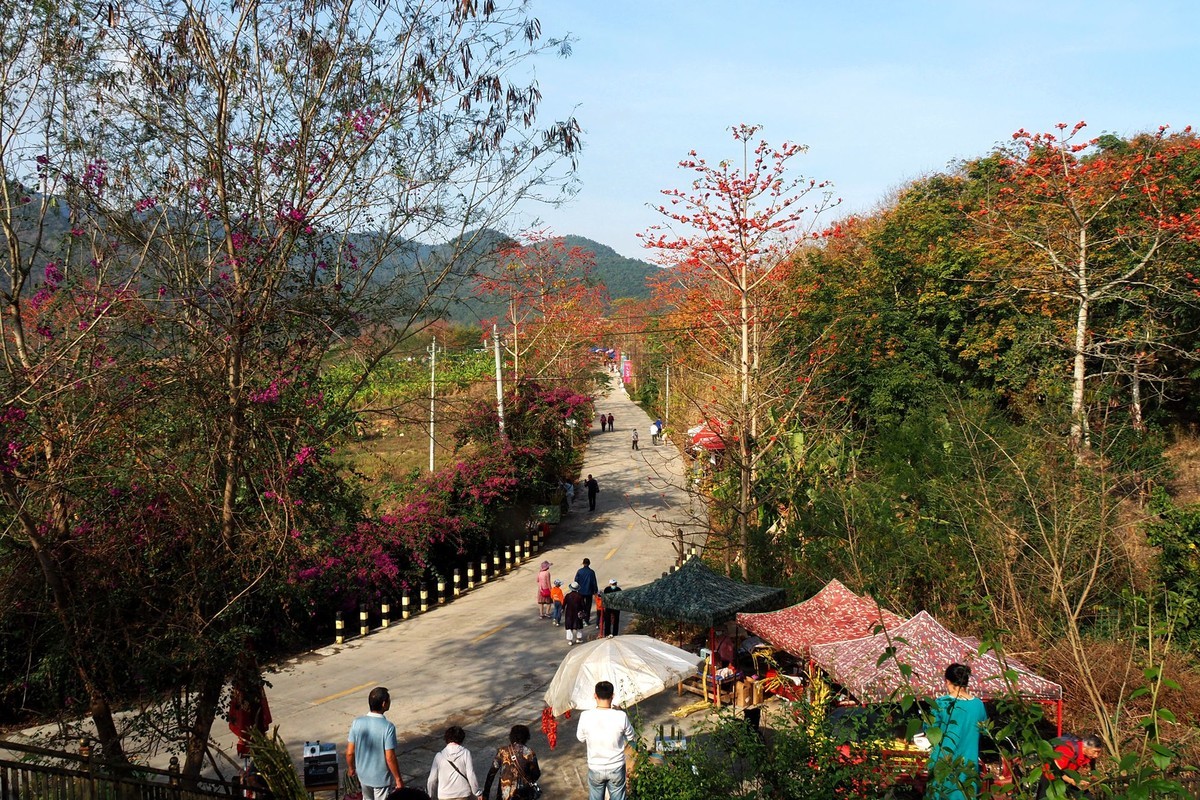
[0,740,240,800]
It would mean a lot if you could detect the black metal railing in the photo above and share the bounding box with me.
[0,741,239,800]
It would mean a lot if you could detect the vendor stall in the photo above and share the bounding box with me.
[809,610,1063,732]
[737,579,903,658]
[601,556,785,706]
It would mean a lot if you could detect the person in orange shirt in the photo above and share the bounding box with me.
[550,580,565,627]
[593,591,605,639]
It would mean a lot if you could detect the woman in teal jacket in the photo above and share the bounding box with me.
[926,662,987,800]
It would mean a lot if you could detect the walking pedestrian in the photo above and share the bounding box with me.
[550,580,565,626]
[602,579,622,637]
[630,429,639,451]
[482,725,541,800]
[577,681,635,800]
[606,413,614,431]
[584,474,599,512]
[575,558,599,625]
[563,582,585,645]
[536,561,553,620]
[427,726,482,800]
[600,414,607,433]
[346,687,404,800]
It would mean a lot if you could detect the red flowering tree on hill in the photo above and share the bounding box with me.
[968,122,1200,449]
[641,124,838,577]
[477,230,609,383]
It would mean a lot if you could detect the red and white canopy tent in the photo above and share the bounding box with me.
[809,610,1063,733]
[687,420,728,451]
[737,579,904,658]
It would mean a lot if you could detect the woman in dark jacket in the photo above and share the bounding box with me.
[482,725,540,800]
[562,582,585,645]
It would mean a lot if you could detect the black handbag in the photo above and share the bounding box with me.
[510,746,541,800]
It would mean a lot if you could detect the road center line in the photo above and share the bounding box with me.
[472,623,510,643]
[311,680,377,706]
[605,547,618,560]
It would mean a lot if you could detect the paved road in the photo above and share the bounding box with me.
[230,377,706,798]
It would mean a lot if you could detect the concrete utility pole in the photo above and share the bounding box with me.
[665,363,671,429]
[493,324,506,434]
[428,337,440,472]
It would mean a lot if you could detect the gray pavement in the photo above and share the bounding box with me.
[235,377,707,798]
[6,377,712,798]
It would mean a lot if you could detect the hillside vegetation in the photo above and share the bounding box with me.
[623,123,1200,772]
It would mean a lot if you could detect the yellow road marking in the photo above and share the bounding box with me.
[312,681,377,706]
[472,623,510,643]
[605,547,618,560]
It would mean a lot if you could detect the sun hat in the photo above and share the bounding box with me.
[609,578,618,585]
[569,582,579,590]
[553,579,562,586]
[540,560,552,570]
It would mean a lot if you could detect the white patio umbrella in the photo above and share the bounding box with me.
[543,635,703,716]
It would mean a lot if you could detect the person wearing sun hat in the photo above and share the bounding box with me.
[536,560,553,620]
[601,578,623,637]
[563,582,586,645]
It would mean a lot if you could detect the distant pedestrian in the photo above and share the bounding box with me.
[653,419,663,445]
[575,558,599,625]
[563,582,585,645]
[536,561,553,620]
[585,474,599,512]
[649,421,659,446]
[550,580,565,626]
[602,579,622,637]
[427,726,481,800]
[346,687,404,800]
[600,414,607,433]
[630,429,639,451]
[606,413,614,431]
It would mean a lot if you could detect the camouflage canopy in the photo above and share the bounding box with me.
[602,556,785,627]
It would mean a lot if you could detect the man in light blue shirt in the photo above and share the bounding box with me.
[347,687,403,800]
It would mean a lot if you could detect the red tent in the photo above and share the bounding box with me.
[737,579,903,657]
[688,421,727,451]
[809,610,1063,706]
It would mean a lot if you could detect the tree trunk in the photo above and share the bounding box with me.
[182,670,226,781]
[1130,353,1146,434]
[739,284,751,580]
[1070,294,1090,451]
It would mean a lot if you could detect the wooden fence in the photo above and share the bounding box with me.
[0,741,239,800]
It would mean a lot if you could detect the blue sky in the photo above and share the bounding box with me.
[516,1,1200,259]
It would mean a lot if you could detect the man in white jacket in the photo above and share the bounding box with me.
[576,681,635,800]
[427,726,481,800]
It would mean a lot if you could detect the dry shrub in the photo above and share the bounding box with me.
[1038,638,1200,763]
[1165,430,1200,501]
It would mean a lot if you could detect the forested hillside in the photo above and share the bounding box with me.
[625,123,1200,765]
[445,231,657,324]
